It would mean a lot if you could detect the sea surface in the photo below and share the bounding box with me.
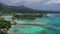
[7,13,60,34]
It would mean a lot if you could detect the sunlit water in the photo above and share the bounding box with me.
[5,13,60,34]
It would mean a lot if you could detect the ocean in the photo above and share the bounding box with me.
[8,13,60,34]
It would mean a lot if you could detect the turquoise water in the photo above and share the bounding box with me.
[8,13,60,34]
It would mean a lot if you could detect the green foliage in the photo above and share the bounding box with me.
[0,20,11,29]
[14,13,45,20]
[0,31,4,34]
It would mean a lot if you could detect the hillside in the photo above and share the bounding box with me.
[0,3,59,13]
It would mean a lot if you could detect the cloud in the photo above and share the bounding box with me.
[1,0,43,5]
[45,0,60,5]
[1,0,60,5]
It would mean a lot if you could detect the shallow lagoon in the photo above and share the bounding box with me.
[7,13,60,34]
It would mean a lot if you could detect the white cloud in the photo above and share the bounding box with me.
[45,0,60,5]
[2,0,43,5]
[2,0,60,5]
[24,0,42,4]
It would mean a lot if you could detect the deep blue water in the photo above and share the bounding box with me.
[8,13,60,34]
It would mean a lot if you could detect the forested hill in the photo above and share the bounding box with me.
[0,3,59,13]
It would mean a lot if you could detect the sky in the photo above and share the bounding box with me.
[0,0,60,11]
